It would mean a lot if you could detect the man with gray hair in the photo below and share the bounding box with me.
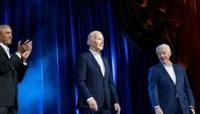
[76,31,121,114]
[0,24,32,114]
[148,44,195,114]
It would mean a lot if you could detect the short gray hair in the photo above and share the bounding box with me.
[87,30,102,46]
[156,44,171,54]
[0,24,11,32]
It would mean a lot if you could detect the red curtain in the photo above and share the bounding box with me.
[116,0,200,112]
[177,0,200,112]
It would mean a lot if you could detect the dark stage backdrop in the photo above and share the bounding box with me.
[1,0,200,114]
[0,0,137,114]
[113,0,200,114]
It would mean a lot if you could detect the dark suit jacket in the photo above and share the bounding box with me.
[0,46,27,109]
[148,63,195,114]
[76,51,119,110]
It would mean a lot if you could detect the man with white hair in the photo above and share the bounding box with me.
[148,44,195,114]
[0,24,32,114]
[76,31,121,114]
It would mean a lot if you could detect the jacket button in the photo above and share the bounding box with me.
[11,67,15,70]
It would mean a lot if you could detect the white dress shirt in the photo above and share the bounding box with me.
[89,48,105,76]
[163,62,176,84]
[0,43,11,58]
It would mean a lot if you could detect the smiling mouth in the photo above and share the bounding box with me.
[160,58,166,60]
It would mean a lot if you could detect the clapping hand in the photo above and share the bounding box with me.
[17,39,32,62]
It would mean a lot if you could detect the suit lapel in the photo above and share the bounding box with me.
[158,64,175,85]
[88,51,104,77]
[173,64,180,86]
[0,46,9,59]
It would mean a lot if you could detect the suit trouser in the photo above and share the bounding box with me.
[79,109,112,114]
[79,96,112,114]
[0,106,17,114]
[176,98,183,114]
[79,100,112,114]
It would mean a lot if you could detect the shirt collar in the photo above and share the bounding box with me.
[89,48,101,56]
[0,43,9,51]
[162,61,173,67]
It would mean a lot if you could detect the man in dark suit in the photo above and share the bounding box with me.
[0,25,32,114]
[148,44,195,114]
[76,31,121,114]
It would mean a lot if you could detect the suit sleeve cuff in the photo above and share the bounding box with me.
[154,105,160,110]
[86,97,94,102]
[189,106,194,109]
[15,52,27,65]
[16,52,21,59]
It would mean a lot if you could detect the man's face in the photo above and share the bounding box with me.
[90,33,104,52]
[157,48,171,64]
[0,27,13,45]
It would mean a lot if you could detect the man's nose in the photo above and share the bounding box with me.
[160,55,164,58]
[9,34,13,38]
